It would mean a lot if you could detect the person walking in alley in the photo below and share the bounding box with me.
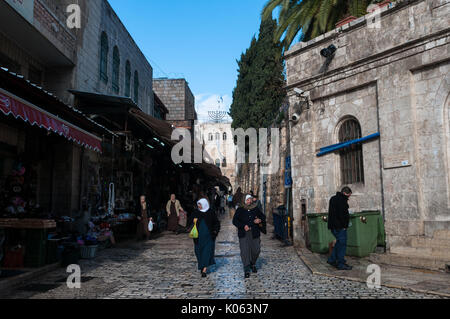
[136,195,152,241]
[327,187,353,270]
[189,198,221,278]
[166,194,184,234]
[233,194,266,279]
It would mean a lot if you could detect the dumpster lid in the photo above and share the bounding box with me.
[349,211,381,217]
[306,213,328,218]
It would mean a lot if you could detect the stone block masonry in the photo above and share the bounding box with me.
[153,79,196,122]
[74,0,154,115]
[284,0,450,264]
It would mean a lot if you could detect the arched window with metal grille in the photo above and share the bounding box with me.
[100,32,109,83]
[223,132,227,141]
[339,118,364,185]
[124,60,131,97]
[112,46,120,93]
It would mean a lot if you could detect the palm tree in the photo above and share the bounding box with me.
[262,0,377,51]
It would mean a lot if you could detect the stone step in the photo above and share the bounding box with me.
[410,237,450,249]
[391,246,450,259]
[369,252,450,272]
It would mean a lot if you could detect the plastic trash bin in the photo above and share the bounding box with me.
[346,211,380,257]
[80,245,98,259]
[307,213,334,254]
[272,205,287,240]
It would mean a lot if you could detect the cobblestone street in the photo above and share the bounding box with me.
[0,214,444,299]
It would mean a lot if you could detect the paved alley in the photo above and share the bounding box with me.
[0,214,444,299]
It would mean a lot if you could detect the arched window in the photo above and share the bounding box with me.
[339,118,364,185]
[100,32,109,83]
[215,132,220,140]
[222,157,227,167]
[223,132,227,141]
[215,159,221,167]
[134,71,139,103]
[124,60,131,97]
[208,133,213,141]
[112,46,120,93]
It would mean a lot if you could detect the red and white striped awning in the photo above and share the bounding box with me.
[0,88,102,152]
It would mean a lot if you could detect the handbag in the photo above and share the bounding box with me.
[189,220,199,239]
[148,220,154,232]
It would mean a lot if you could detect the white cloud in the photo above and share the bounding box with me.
[195,93,232,123]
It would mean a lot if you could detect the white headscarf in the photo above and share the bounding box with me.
[245,195,253,202]
[197,198,210,213]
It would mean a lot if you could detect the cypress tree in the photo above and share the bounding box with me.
[230,18,286,131]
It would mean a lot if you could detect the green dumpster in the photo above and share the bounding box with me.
[347,212,380,257]
[359,211,386,247]
[307,213,334,254]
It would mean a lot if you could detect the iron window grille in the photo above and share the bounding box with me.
[339,119,365,185]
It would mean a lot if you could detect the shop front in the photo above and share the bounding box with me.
[0,68,112,272]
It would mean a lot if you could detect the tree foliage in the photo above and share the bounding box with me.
[229,18,286,131]
[262,0,382,51]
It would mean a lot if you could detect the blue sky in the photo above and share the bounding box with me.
[108,0,269,122]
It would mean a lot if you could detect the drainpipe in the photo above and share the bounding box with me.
[375,82,387,253]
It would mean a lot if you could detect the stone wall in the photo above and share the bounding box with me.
[285,0,450,261]
[74,0,154,115]
[153,79,196,122]
[33,0,77,63]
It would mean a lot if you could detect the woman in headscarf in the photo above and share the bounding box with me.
[189,198,220,278]
[136,195,152,241]
[166,194,184,234]
[233,194,266,278]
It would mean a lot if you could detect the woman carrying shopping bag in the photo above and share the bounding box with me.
[189,198,220,278]
[136,195,152,241]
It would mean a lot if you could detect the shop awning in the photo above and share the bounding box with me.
[129,108,175,145]
[0,88,103,152]
[316,132,380,157]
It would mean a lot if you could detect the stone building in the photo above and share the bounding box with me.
[195,122,237,190]
[153,78,197,134]
[73,0,155,116]
[285,0,450,269]
[0,0,79,103]
[0,0,104,216]
[0,0,165,216]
